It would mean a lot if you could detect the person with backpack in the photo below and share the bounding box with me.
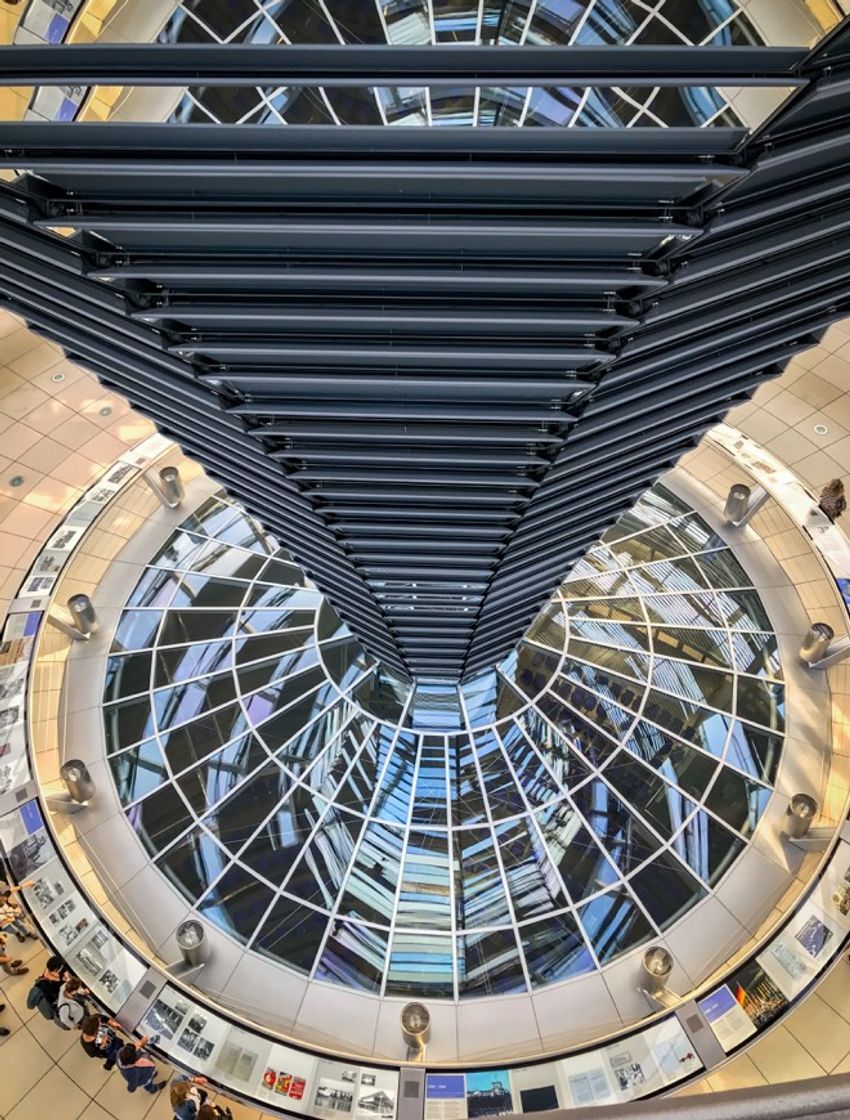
[56,977,91,1030]
[80,1013,127,1070]
[26,955,68,1020]
[0,931,28,976]
[116,1038,168,1095]
[170,1073,209,1120]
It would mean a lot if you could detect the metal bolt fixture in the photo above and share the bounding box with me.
[143,464,185,509]
[400,1002,430,1059]
[67,593,98,638]
[785,794,818,840]
[799,622,835,666]
[176,919,208,968]
[158,465,185,508]
[641,946,674,993]
[723,481,768,527]
[724,483,751,523]
[59,759,96,804]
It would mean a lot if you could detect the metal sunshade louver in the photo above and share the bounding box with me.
[1,27,849,678]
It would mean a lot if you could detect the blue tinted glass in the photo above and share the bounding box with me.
[108,481,782,998]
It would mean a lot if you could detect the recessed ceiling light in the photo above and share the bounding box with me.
[99,406,113,417]
[50,371,66,383]
[9,476,24,488]
[813,423,829,435]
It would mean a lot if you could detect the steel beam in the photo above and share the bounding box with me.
[0,122,747,159]
[1,34,848,681]
[0,44,808,88]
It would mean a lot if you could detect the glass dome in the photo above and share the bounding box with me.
[102,481,784,1000]
[160,0,758,129]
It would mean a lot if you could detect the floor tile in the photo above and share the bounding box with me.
[7,1060,89,1120]
[766,427,819,466]
[748,1024,827,1084]
[94,1059,173,1120]
[0,989,25,1037]
[144,1083,182,1120]
[785,994,850,1072]
[763,389,817,426]
[705,1053,767,1093]
[25,398,77,437]
[59,1037,118,1098]
[76,1104,119,1120]
[27,1006,81,1058]
[0,1024,54,1113]
[0,385,50,421]
[672,1078,713,1096]
[805,959,850,1024]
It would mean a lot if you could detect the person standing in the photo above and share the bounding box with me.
[79,1013,126,1070]
[27,955,66,1009]
[0,932,28,976]
[0,888,38,943]
[56,977,91,1029]
[116,1038,168,1095]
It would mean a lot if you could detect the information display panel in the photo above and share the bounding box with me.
[142,983,400,1120]
[0,799,146,1010]
[700,839,850,1054]
[425,1019,702,1118]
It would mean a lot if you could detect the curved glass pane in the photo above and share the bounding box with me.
[106,485,783,997]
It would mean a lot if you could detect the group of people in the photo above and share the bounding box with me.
[24,952,176,1094]
[0,881,234,1120]
[0,881,39,982]
[25,954,231,1114]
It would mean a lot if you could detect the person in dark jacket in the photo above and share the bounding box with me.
[116,1038,167,1094]
[80,1013,126,1070]
[29,955,67,1009]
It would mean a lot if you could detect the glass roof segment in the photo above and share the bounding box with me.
[105,482,784,999]
[13,0,795,128]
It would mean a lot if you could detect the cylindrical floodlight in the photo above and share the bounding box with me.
[158,466,185,508]
[641,946,674,993]
[67,593,98,639]
[400,1002,430,1054]
[176,919,208,967]
[785,794,818,840]
[724,483,751,524]
[799,623,835,666]
[60,759,96,804]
